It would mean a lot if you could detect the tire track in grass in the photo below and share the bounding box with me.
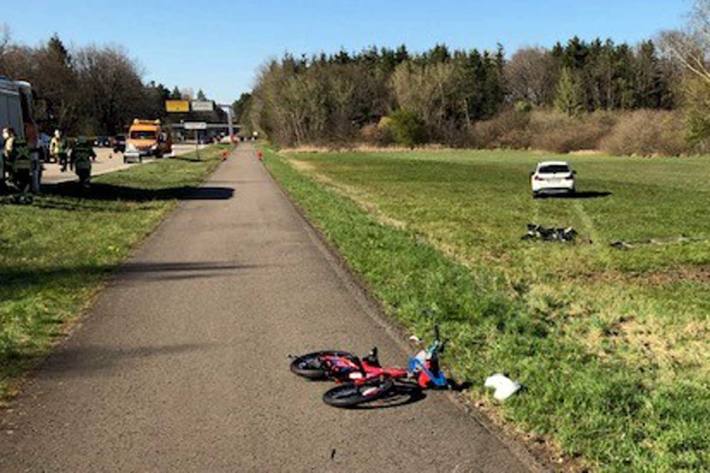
[573,200,612,268]
[573,201,599,243]
[514,197,543,290]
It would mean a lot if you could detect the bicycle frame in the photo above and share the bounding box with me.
[319,329,447,390]
[319,354,408,382]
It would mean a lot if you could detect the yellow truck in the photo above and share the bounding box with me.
[124,119,172,163]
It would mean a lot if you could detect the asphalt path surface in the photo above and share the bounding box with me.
[41,144,207,184]
[0,143,534,472]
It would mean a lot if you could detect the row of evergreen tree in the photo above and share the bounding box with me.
[242,37,682,146]
[550,38,677,113]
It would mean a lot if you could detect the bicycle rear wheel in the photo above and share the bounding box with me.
[322,378,394,408]
[290,351,357,380]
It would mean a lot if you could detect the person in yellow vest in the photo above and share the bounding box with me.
[50,129,69,171]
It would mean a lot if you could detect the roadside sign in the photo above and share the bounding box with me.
[191,100,214,112]
[184,122,207,130]
[165,100,190,113]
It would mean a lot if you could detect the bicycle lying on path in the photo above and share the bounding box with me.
[290,326,449,408]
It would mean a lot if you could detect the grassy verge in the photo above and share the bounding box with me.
[263,146,709,472]
[0,145,229,401]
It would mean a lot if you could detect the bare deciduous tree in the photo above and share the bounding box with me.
[74,46,147,135]
[660,0,710,84]
[505,47,557,106]
[0,23,10,60]
[391,61,462,140]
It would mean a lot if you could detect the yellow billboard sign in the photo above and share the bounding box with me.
[165,100,190,113]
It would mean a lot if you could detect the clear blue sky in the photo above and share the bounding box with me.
[5,0,689,103]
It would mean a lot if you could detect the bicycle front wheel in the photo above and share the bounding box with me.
[322,378,394,408]
[289,351,357,380]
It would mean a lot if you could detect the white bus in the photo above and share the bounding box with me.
[0,76,41,192]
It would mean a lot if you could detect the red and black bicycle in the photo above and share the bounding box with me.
[290,326,449,408]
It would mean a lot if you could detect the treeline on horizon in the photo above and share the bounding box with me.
[240,31,709,155]
[0,32,212,136]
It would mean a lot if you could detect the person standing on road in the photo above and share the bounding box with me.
[50,129,69,172]
[2,127,16,175]
[1,127,15,191]
[2,128,34,200]
[70,137,96,188]
[3,127,16,156]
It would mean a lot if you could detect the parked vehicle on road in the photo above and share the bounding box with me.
[112,134,126,153]
[290,326,449,407]
[0,76,42,193]
[124,119,172,163]
[531,161,576,197]
[94,136,111,147]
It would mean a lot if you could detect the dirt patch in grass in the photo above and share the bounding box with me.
[569,149,604,156]
[568,264,710,286]
[641,265,710,285]
[281,144,454,154]
[583,308,709,376]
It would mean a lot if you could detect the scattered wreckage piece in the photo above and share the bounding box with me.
[610,240,634,250]
[610,235,701,250]
[484,373,521,401]
[522,224,577,243]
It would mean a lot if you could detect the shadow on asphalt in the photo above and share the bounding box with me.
[114,261,265,283]
[38,343,215,378]
[39,182,235,203]
[1,261,265,291]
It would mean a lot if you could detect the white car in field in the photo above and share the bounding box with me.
[531,161,576,197]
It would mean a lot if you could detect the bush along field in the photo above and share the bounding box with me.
[263,146,709,472]
[0,145,230,401]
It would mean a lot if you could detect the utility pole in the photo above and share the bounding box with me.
[218,104,235,141]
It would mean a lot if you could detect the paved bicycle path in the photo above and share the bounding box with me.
[0,143,534,472]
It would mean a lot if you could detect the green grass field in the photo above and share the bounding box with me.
[264,147,709,472]
[0,145,228,401]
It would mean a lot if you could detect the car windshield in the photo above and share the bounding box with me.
[538,165,570,174]
[130,131,156,140]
